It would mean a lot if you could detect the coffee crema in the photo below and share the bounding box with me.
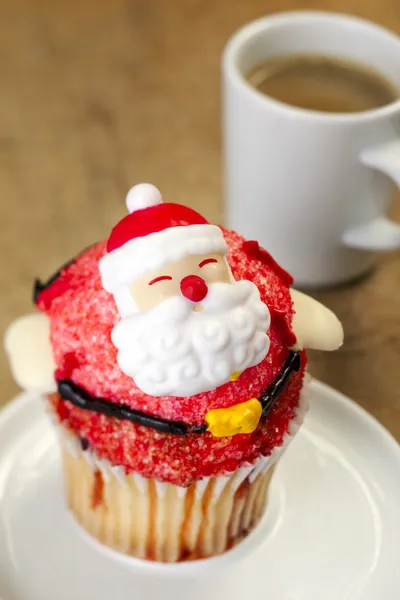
[246,55,398,113]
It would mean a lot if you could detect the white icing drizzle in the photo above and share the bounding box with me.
[176,485,189,498]
[130,472,148,495]
[211,475,231,500]
[96,458,112,484]
[194,478,209,500]
[248,456,269,484]
[231,465,254,491]
[154,480,168,498]
[110,465,128,487]
[83,450,97,472]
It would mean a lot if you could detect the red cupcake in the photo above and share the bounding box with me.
[4,184,343,562]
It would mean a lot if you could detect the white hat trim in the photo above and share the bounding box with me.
[99,224,227,293]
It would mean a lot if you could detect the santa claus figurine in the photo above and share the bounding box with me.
[5,184,343,562]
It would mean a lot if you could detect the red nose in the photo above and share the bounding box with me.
[180,275,208,303]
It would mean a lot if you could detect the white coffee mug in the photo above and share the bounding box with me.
[223,11,400,287]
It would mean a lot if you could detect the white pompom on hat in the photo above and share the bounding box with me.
[125,183,163,214]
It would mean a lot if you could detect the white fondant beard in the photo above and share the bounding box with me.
[111,280,271,397]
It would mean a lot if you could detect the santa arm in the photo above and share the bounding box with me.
[4,313,57,393]
[289,289,344,351]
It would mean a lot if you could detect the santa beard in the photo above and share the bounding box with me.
[111,280,271,397]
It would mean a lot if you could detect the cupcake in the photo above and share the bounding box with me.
[4,184,343,562]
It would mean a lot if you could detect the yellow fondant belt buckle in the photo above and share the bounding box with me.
[205,398,262,438]
[230,371,241,382]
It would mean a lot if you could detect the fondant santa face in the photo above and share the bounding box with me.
[129,252,231,311]
[99,184,271,397]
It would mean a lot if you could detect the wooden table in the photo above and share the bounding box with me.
[1,0,399,440]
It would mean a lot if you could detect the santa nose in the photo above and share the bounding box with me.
[180,275,208,303]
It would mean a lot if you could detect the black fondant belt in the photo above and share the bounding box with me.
[57,351,301,437]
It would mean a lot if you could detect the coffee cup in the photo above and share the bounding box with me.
[223,11,400,287]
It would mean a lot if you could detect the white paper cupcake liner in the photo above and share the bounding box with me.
[61,444,274,561]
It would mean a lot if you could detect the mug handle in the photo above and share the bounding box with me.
[342,139,400,250]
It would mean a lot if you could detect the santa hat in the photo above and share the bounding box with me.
[99,184,227,303]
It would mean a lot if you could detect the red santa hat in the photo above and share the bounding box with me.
[99,184,227,296]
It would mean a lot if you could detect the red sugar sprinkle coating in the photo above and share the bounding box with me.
[242,240,294,286]
[42,227,306,486]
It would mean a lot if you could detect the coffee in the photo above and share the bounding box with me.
[246,55,398,113]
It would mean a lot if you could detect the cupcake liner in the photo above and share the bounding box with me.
[57,380,310,562]
[61,443,274,562]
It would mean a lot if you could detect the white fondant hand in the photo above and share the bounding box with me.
[4,313,56,393]
[290,289,344,351]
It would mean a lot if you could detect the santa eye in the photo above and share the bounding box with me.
[148,275,172,286]
[199,258,218,268]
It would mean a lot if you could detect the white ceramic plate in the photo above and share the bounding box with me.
[0,380,399,600]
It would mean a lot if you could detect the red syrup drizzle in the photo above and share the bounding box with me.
[242,241,294,286]
[34,245,97,311]
[270,308,297,347]
[242,240,296,347]
[55,352,80,381]
[54,352,81,422]
[57,400,70,422]
[36,274,73,311]
[91,470,104,509]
